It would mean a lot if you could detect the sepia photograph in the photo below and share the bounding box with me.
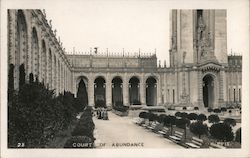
[1,0,249,157]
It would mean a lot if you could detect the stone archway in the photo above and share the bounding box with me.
[76,76,88,107]
[41,40,46,82]
[202,74,215,108]
[94,77,106,107]
[129,76,140,105]
[31,27,39,79]
[146,76,157,106]
[112,76,123,106]
[15,10,28,89]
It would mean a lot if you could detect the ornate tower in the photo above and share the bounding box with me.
[170,10,227,67]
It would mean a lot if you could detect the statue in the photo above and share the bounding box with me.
[42,9,46,18]
[49,20,52,28]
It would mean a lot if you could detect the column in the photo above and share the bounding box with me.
[157,76,162,105]
[106,76,112,107]
[219,71,225,106]
[123,75,129,106]
[163,73,167,104]
[197,71,203,106]
[88,75,94,106]
[140,76,146,105]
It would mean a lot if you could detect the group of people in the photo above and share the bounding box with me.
[96,107,109,120]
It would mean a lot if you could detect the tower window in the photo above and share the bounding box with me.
[197,10,203,19]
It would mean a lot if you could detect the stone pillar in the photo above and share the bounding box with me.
[123,75,129,106]
[218,71,225,106]
[140,76,146,105]
[163,73,167,104]
[157,76,162,105]
[106,76,112,107]
[197,71,203,107]
[88,75,94,106]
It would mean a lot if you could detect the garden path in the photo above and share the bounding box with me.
[93,112,183,149]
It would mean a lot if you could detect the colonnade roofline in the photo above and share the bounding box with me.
[66,51,157,59]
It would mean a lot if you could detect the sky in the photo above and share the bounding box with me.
[5,0,249,66]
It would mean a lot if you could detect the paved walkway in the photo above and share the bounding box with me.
[93,112,183,149]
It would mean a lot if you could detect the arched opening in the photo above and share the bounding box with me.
[112,77,123,106]
[53,55,56,89]
[15,10,28,89]
[146,77,157,106]
[77,77,88,107]
[129,77,140,105]
[203,74,214,108]
[41,40,46,82]
[48,49,52,87]
[31,27,39,79]
[94,77,106,107]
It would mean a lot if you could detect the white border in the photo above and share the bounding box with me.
[1,0,249,157]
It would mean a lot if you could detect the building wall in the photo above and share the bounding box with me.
[8,9,73,94]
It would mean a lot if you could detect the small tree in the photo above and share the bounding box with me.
[210,123,234,142]
[221,107,227,112]
[8,64,14,94]
[188,113,198,120]
[19,64,26,88]
[213,108,221,114]
[235,128,241,143]
[190,121,208,139]
[223,118,236,127]
[157,114,166,124]
[176,118,190,139]
[197,114,207,122]
[175,111,182,117]
[183,106,187,110]
[194,107,199,111]
[181,112,188,118]
[164,115,176,135]
[139,111,147,119]
[208,114,220,124]
[207,108,213,113]
[29,73,34,83]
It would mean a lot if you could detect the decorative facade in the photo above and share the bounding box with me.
[8,9,242,109]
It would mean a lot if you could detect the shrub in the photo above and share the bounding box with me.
[208,114,220,124]
[148,113,157,122]
[229,110,232,113]
[194,107,199,110]
[183,106,187,110]
[176,118,190,129]
[181,112,188,118]
[19,64,26,88]
[139,112,148,119]
[221,107,227,112]
[190,121,208,138]
[175,112,182,117]
[213,108,221,113]
[223,118,236,127]
[8,64,14,94]
[210,123,234,142]
[157,114,166,123]
[197,114,207,122]
[8,77,79,148]
[113,104,129,112]
[188,113,198,120]
[207,108,213,113]
[235,128,241,143]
